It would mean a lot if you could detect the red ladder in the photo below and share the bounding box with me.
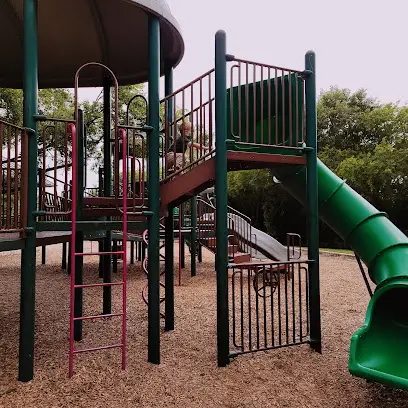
[68,124,128,377]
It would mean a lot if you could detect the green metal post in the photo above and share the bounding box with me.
[215,30,229,367]
[164,65,174,332]
[19,0,38,382]
[305,51,321,353]
[103,80,112,314]
[191,196,197,277]
[74,109,85,341]
[147,15,161,364]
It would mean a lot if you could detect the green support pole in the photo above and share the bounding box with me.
[74,109,85,341]
[191,196,197,277]
[19,0,38,382]
[215,30,229,367]
[147,15,161,364]
[164,65,174,332]
[305,51,321,353]
[103,80,112,314]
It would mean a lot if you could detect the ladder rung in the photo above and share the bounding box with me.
[74,281,124,289]
[73,343,123,354]
[73,312,123,321]
[75,251,125,256]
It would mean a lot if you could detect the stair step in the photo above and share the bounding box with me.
[233,252,251,264]
[228,244,238,255]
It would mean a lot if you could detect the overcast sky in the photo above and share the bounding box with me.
[82,0,407,104]
[167,0,407,104]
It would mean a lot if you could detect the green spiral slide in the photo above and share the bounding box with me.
[272,159,408,390]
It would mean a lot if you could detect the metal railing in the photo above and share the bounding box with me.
[230,260,310,356]
[161,69,216,182]
[229,58,305,148]
[0,120,28,233]
[196,197,255,258]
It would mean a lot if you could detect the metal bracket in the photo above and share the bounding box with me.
[354,253,373,297]
[33,114,48,122]
[226,54,235,62]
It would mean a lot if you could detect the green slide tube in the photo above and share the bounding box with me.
[272,159,408,390]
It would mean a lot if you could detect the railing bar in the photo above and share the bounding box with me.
[246,63,249,143]
[292,263,296,343]
[255,265,260,349]
[260,66,264,146]
[232,57,303,74]
[74,281,124,289]
[275,69,278,145]
[240,268,244,351]
[277,267,282,345]
[7,126,11,228]
[247,265,252,350]
[263,266,267,348]
[73,313,123,321]
[0,123,3,228]
[270,265,275,347]
[285,264,289,344]
[161,68,215,101]
[73,344,123,354]
[14,128,19,229]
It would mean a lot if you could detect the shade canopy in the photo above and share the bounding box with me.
[0,0,184,88]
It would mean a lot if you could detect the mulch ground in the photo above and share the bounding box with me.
[1,244,408,408]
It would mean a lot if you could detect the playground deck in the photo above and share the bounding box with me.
[1,247,407,408]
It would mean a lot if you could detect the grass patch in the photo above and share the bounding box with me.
[320,248,353,255]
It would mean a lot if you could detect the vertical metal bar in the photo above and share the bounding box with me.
[270,266,275,347]
[284,265,289,344]
[253,64,256,144]
[74,110,85,342]
[295,74,299,146]
[120,128,128,370]
[268,68,271,145]
[14,129,18,228]
[191,196,197,277]
[298,263,303,340]
[281,70,285,145]
[292,263,296,342]
[240,268,244,350]
[305,51,321,353]
[0,123,3,228]
[263,266,267,347]
[277,266,282,345]
[260,66,264,145]
[231,270,236,349]
[245,63,249,143]
[103,80,112,315]
[69,123,77,378]
[215,30,229,367]
[255,268,260,349]
[147,15,161,364]
[247,266,252,350]
[289,71,292,147]
[7,127,11,228]
[19,0,38,382]
[274,69,278,145]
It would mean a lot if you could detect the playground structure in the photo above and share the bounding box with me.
[2,0,408,393]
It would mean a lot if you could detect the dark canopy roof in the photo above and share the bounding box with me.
[0,0,184,88]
